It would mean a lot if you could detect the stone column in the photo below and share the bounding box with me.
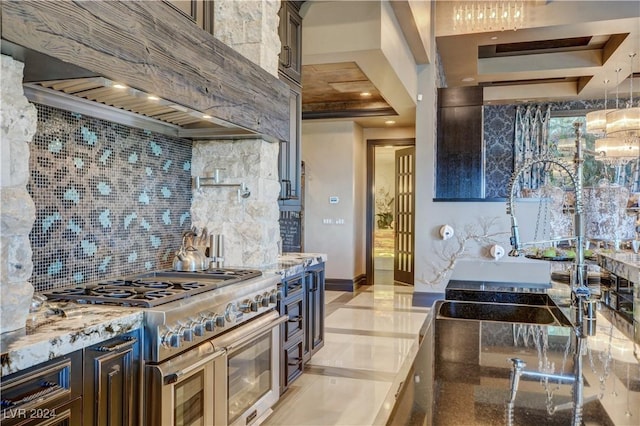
[0,55,37,333]
[213,0,281,77]
[191,139,281,267]
[200,0,283,267]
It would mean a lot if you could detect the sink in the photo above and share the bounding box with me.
[435,300,570,326]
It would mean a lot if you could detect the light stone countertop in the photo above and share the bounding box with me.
[1,253,327,378]
[1,303,143,377]
[262,252,327,278]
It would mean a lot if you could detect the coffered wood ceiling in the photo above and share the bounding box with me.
[300,1,640,127]
[302,62,395,119]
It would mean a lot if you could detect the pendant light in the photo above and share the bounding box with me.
[606,53,640,138]
[595,67,637,163]
[586,78,613,136]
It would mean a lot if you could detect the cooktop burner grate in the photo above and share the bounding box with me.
[43,268,263,308]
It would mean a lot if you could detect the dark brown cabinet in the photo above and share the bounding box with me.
[278,84,302,206]
[277,1,303,210]
[278,1,303,84]
[303,263,325,363]
[277,262,325,394]
[436,86,484,199]
[165,1,215,35]
[0,350,84,426]
[277,272,305,394]
[83,330,141,426]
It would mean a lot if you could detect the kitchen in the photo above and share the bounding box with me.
[1,1,640,425]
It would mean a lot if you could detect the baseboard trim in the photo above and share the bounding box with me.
[412,292,445,308]
[354,274,367,289]
[325,278,355,292]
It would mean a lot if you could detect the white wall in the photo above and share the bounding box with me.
[413,64,550,292]
[302,121,361,280]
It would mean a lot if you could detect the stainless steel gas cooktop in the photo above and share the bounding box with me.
[44,268,262,308]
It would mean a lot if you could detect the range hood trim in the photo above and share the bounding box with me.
[24,84,181,137]
[23,84,270,141]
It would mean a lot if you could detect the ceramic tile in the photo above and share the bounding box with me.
[325,290,347,304]
[345,291,426,311]
[309,332,418,374]
[325,307,428,335]
[264,373,391,426]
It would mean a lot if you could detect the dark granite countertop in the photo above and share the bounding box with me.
[390,279,640,425]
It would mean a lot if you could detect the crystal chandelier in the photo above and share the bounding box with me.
[587,61,639,166]
[452,1,525,33]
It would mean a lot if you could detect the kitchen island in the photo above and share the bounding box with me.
[389,276,639,426]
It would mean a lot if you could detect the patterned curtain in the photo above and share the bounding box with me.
[513,105,551,195]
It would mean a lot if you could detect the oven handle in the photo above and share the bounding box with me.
[160,346,226,385]
[213,311,288,353]
[226,315,288,353]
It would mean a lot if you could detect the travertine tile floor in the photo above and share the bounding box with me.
[264,285,431,426]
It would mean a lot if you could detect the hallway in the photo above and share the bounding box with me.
[264,285,431,425]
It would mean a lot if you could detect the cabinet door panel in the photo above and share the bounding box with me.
[436,105,484,199]
[84,332,140,426]
[279,85,302,205]
[278,2,302,83]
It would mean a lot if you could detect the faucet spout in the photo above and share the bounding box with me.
[508,215,521,257]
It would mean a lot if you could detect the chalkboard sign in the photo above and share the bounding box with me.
[279,211,302,252]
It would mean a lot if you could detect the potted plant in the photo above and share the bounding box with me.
[375,188,394,229]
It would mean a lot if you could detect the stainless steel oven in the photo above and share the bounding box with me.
[44,268,283,426]
[146,341,227,426]
[212,311,287,426]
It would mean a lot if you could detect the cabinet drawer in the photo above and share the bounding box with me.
[281,274,304,299]
[283,297,304,343]
[283,337,304,388]
[1,351,83,426]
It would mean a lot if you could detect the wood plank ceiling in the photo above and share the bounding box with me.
[301,62,396,119]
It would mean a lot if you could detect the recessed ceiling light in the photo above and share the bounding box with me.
[147,95,159,101]
[385,120,396,125]
[202,114,212,119]
[490,36,498,40]
[360,92,372,97]
[112,83,127,89]
[461,77,475,82]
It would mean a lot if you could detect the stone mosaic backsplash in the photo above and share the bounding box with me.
[28,105,193,291]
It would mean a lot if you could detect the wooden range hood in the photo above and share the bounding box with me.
[1,1,289,142]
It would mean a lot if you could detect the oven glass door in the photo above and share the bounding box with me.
[213,310,287,426]
[228,332,272,424]
[147,342,226,426]
[174,369,207,426]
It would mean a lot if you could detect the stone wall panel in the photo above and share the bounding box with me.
[1,55,37,333]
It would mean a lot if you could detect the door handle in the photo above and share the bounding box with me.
[282,45,292,68]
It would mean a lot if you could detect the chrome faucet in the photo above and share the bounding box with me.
[505,122,598,425]
[208,234,225,269]
[506,123,595,334]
